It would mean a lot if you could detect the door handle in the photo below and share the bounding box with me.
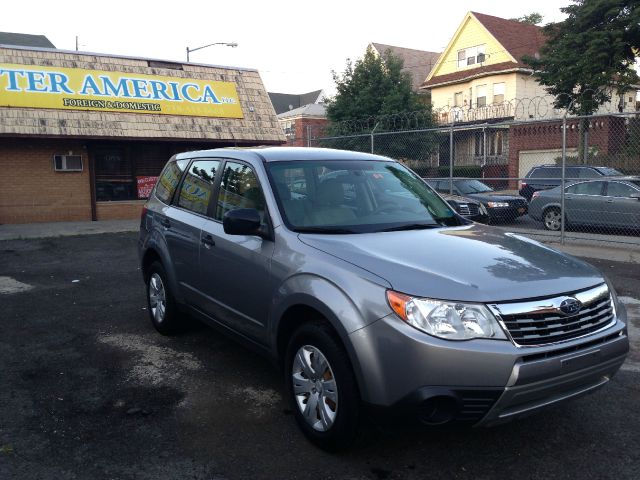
[160,218,171,228]
[201,235,216,248]
[606,199,614,203]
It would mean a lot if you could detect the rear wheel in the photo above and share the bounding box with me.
[543,207,563,231]
[146,261,182,335]
[285,322,360,451]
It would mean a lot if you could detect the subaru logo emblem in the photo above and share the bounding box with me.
[559,297,582,315]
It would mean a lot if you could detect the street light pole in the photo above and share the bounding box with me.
[186,42,238,62]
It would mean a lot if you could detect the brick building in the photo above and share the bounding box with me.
[508,116,627,181]
[277,103,328,146]
[0,43,284,224]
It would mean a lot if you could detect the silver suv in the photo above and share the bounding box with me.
[138,147,629,450]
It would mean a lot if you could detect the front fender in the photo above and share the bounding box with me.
[269,272,390,403]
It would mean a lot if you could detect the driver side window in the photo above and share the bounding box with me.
[215,161,266,223]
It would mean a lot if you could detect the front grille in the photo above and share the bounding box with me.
[508,199,527,208]
[490,284,615,347]
[458,203,479,217]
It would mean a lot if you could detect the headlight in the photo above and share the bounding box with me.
[387,290,507,340]
[487,201,509,208]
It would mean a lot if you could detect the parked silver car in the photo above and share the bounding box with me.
[139,148,628,450]
[529,177,640,231]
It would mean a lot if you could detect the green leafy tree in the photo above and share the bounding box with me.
[524,0,640,161]
[524,0,639,116]
[511,12,544,24]
[323,46,437,160]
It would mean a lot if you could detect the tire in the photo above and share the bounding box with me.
[543,207,563,231]
[146,261,182,335]
[284,322,360,451]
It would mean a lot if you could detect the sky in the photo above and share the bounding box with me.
[2,0,569,97]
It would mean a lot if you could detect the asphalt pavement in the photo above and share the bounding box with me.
[0,231,639,480]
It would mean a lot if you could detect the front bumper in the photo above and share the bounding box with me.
[487,205,528,220]
[350,305,628,427]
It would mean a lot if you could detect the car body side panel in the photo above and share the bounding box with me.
[197,217,276,343]
[602,195,640,227]
[139,209,185,305]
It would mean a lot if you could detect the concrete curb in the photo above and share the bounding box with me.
[0,220,139,241]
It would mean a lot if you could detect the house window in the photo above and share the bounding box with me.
[457,45,486,68]
[283,121,294,136]
[476,85,487,107]
[454,92,463,107]
[475,132,485,156]
[490,131,505,155]
[493,83,505,104]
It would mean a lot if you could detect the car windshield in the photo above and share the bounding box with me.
[455,179,494,194]
[596,167,623,176]
[267,160,462,233]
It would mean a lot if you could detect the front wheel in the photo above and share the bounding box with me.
[285,322,360,451]
[543,207,563,231]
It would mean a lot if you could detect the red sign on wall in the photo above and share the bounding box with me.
[137,176,158,199]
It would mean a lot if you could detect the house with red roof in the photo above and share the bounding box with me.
[420,12,637,180]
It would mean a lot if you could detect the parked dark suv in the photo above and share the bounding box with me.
[425,178,527,222]
[139,147,628,450]
[519,165,624,201]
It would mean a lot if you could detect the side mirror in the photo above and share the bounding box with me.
[223,208,263,236]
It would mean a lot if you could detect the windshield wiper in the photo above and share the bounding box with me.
[295,227,358,234]
[379,223,440,232]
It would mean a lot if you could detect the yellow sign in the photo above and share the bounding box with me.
[0,63,243,118]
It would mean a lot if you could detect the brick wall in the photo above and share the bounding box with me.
[285,117,329,146]
[507,115,626,187]
[96,201,144,220]
[0,139,92,223]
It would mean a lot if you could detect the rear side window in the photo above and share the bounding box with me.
[155,160,188,204]
[177,160,221,215]
[579,168,599,178]
[566,181,605,196]
[596,167,623,176]
[566,167,580,178]
[607,181,638,198]
[530,167,560,179]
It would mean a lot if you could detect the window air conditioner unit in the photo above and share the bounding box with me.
[53,154,83,172]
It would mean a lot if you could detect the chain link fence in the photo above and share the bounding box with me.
[307,110,640,246]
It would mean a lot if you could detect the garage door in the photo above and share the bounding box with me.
[518,148,578,178]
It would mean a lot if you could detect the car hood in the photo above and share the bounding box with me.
[442,193,480,205]
[298,224,603,303]
[464,192,525,203]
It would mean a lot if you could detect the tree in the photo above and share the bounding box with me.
[524,0,640,161]
[511,12,544,24]
[323,46,436,160]
[524,0,640,116]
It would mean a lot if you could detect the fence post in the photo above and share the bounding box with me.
[483,126,487,167]
[482,125,487,181]
[561,114,567,244]
[449,123,454,194]
[370,122,380,154]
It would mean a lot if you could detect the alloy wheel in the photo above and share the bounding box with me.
[149,273,166,324]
